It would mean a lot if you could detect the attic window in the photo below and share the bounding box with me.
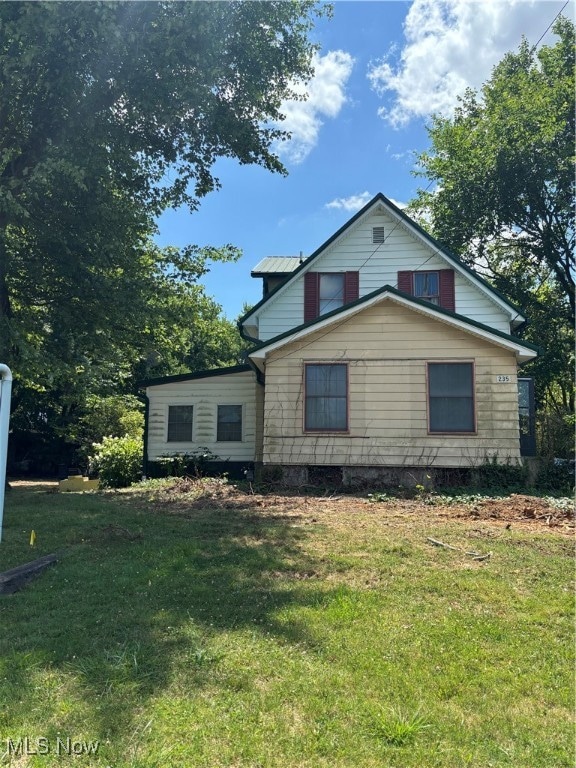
[372,226,385,244]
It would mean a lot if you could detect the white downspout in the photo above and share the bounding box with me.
[0,364,13,543]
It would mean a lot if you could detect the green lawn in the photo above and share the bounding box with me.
[0,480,573,767]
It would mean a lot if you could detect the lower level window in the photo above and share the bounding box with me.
[428,362,475,433]
[217,405,242,441]
[167,405,194,442]
[305,363,348,431]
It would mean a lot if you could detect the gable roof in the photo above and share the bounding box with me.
[239,193,525,336]
[248,284,539,368]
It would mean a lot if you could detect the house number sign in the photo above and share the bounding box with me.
[496,375,511,383]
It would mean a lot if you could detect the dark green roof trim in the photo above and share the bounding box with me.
[238,192,525,327]
[382,195,526,320]
[138,364,253,388]
[250,284,541,355]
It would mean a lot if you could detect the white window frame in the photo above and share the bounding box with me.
[318,273,345,316]
[414,271,440,305]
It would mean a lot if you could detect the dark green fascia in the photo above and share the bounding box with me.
[238,318,260,344]
[386,198,527,321]
[137,364,252,388]
[238,192,525,327]
[249,283,541,356]
[238,194,387,326]
[244,355,265,386]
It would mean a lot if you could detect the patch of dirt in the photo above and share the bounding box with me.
[13,479,574,536]
[440,494,574,532]
[143,480,574,536]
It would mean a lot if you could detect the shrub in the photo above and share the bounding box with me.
[474,455,528,491]
[535,460,575,495]
[148,448,221,479]
[89,435,142,488]
[76,395,144,465]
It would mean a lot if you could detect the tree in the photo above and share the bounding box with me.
[0,0,324,345]
[0,1,325,471]
[412,18,575,452]
[7,235,246,473]
[413,18,574,320]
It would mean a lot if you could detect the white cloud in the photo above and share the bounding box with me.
[325,193,409,212]
[325,191,373,212]
[276,50,354,163]
[368,0,564,127]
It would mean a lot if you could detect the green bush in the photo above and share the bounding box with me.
[534,461,574,495]
[148,448,221,479]
[474,455,528,491]
[76,395,144,465]
[89,435,142,488]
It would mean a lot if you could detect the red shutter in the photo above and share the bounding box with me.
[344,271,359,304]
[397,271,413,295]
[304,272,319,322]
[439,269,455,311]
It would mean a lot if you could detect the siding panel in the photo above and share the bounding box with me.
[146,371,258,461]
[255,209,511,340]
[262,301,521,468]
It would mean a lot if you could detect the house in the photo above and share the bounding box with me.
[141,193,538,485]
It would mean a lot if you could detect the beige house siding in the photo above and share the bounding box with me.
[254,208,512,340]
[146,370,258,462]
[255,380,265,462]
[262,299,521,468]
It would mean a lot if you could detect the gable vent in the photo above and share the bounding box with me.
[372,226,385,244]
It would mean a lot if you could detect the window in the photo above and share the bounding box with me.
[428,363,475,433]
[413,272,439,305]
[397,269,455,311]
[319,273,345,315]
[217,405,243,441]
[167,405,194,442]
[305,364,348,431]
[304,272,359,321]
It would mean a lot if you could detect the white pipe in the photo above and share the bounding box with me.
[0,364,13,543]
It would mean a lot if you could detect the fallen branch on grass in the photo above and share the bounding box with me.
[426,537,491,561]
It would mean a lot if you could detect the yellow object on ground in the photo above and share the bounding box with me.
[58,476,99,492]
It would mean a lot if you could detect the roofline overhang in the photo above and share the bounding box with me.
[247,285,538,372]
[138,364,253,389]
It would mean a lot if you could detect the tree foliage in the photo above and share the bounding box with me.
[413,18,574,322]
[0,0,324,472]
[412,18,575,442]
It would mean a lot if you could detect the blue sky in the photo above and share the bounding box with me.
[155,0,569,320]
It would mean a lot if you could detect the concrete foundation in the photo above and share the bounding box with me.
[342,465,434,489]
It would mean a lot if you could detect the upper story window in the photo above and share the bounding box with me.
[304,271,359,322]
[319,274,345,315]
[398,269,455,311]
[413,272,440,305]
